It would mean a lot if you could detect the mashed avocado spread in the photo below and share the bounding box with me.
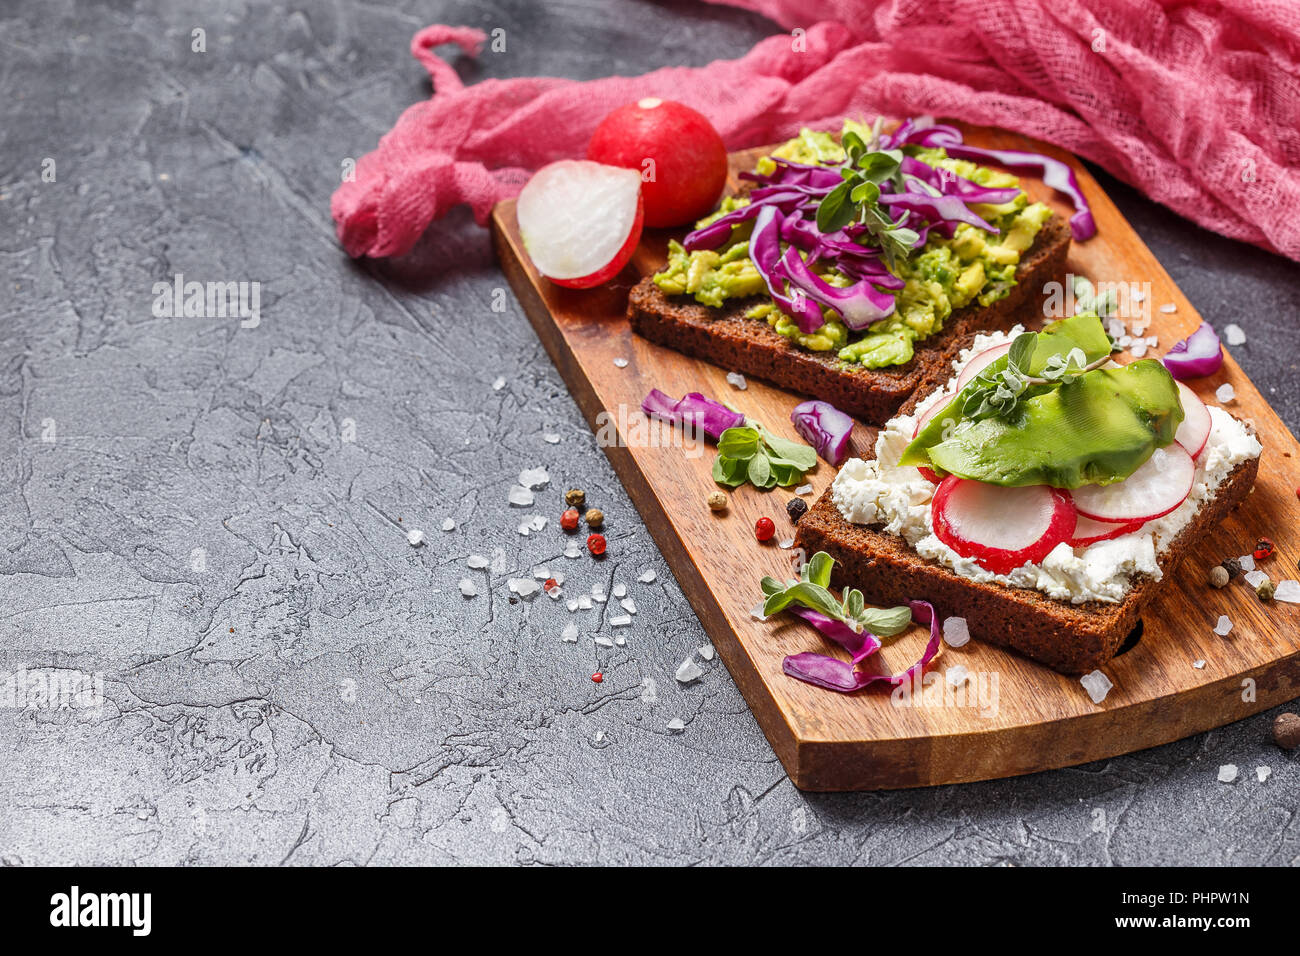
[652,124,1053,369]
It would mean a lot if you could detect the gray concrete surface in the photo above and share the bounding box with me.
[1,0,1297,866]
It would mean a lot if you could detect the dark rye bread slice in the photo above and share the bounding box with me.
[793,456,1260,674]
[628,215,1071,424]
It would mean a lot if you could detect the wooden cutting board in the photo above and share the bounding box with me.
[490,126,1300,791]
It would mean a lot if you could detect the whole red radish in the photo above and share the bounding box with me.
[587,98,727,228]
[516,160,644,289]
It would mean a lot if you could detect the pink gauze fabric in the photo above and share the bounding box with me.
[330,2,1300,261]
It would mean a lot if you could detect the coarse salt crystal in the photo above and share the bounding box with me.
[942,616,970,648]
[441,518,455,532]
[620,597,637,614]
[508,577,539,597]
[532,565,550,579]
[1256,766,1272,783]
[459,578,477,597]
[1159,302,1177,313]
[1244,569,1268,589]
[1216,383,1236,403]
[577,595,593,610]
[518,466,549,489]
[667,718,685,733]
[615,636,626,646]
[1273,580,1300,603]
[406,529,426,546]
[492,376,506,391]
[529,515,547,531]
[945,664,969,687]
[1224,323,1246,346]
[546,586,563,601]
[612,583,627,598]
[778,538,794,549]
[699,644,715,661]
[564,543,582,559]
[566,599,578,612]
[1080,670,1113,704]
[609,614,632,627]
[594,636,614,648]
[1218,764,1238,783]
[543,432,561,444]
[638,569,657,583]
[1192,659,1206,669]
[561,623,578,643]
[1239,554,1255,572]
[1130,342,1148,358]
[613,357,628,368]
[591,587,607,603]
[675,658,704,683]
[516,523,530,536]
[467,554,489,569]
[1214,614,1233,636]
[794,483,812,496]
[726,371,747,390]
[508,485,534,507]
[1118,334,1132,347]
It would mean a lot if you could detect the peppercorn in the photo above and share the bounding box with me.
[707,490,728,512]
[543,578,558,592]
[584,507,604,528]
[1221,557,1242,579]
[565,489,586,507]
[1256,576,1275,601]
[755,516,775,542]
[1273,712,1300,750]
[586,533,607,556]
[786,498,808,523]
[560,507,580,531]
[1253,537,1275,561]
[1208,565,1230,588]
[591,672,604,684]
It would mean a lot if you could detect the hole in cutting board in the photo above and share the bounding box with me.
[1115,619,1144,657]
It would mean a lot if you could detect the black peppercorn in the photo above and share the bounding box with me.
[786,497,808,523]
[1221,557,1242,579]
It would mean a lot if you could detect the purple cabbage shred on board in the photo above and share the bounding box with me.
[781,601,944,694]
[640,389,744,442]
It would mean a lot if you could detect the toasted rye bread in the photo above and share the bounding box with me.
[628,216,1071,424]
[792,455,1260,674]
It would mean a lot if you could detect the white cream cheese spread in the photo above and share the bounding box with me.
[831,328,1262,604]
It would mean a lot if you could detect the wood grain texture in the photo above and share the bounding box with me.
[490,126,1300,791]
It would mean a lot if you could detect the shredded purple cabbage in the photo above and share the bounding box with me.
[790,400,855,465]
[775,247,896,331]
[781,600,944,693]
[1162,322,1224,379]
[640,389,744,442]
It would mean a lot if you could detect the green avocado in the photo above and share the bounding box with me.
[899,314,1184,488]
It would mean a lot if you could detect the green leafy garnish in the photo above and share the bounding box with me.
[712,422,817,490]
[760,552,912,636]
[814,128,917,271]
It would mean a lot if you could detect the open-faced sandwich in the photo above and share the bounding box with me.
[792,311,1263,673]
[629,118,1091,424]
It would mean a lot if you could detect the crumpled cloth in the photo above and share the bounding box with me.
[331,2,1300,261]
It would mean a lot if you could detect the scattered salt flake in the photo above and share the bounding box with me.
[943,616,970,648]
[566,599,579,612]
[518,466,550,488]
[516,523,531,536]
[406,529,426,547]
[638,569,657,584]
[699,644,715,661]
[591,586,607,603]
[1214,614,1233,637]
[1129,341,1148,358]
[458,578,477,597]
[750,603,769,621]
[675,658,704,683]
[778,537,794,549]
[1159,302,1177,313]
[492,376,506,391]
[561,623,578,643]
[1218,763,1239,783]
[508,577,540,597]
[946,664,970,687]
[620,597,637,614]
[609,614,632,627]
[667,718,685,733]
[594,636,614,648]
[794,483,812,496]
[466,554,489,569]
[577,595,593,610]
[508,485,534,507]
[529,515,547,531]
[1080,670,1113,704]
[1192,659,1206,669]
[612,583,627,598]
[1224,323,1246,346]
[543,432,561,444]
[613,357,629,368]
[532,565,550,579]
[441,518,455,532]
[564,543,583,559]
[1273,580,1300,603]
[615,636,626,646]
[546,586,564,601]
[1244,569,1268,589]
[1146,335,1158,347]
[726,371,748,390]
[1256,766,1272,783]
[1215,383,1236,403]
[1118,334,1132,348]
[1105,317,1126,339]
[1239,554,1255,572]
[1130,321,1148,337]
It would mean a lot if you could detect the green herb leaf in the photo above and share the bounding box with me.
[717,425,760,460]
[1007,330,1036,374]
[816,180,856,234]
[746,453,773,488]
[759,427,818,470]
[859,604,913,637]
[804,552,833,589]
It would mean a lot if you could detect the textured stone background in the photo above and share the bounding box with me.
[2,0,1298,866]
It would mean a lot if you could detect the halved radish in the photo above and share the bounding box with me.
[516,160,644,289]
[911,392,956,484]
[1069,513,1146,547]
[1173,381,1211,460]
[955,342,1012,391]
[1070,443,1194,524]
[932,476,1076,575]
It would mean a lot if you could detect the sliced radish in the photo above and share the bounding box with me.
[955,342,1012,391]
[1070,443,1194,524]
[932,476,1076,575]
[1069,513,1146,547]
[911,392,956,484]
[517,160,644,289]
[1173,381,1211,460]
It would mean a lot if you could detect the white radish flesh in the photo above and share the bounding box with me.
[1070,443,1194,523]
[1173,381,1211,459]
[956,342,1012,391]
[932,477,1076,575]
[1069,513,1145,547]
[517,160,642,281]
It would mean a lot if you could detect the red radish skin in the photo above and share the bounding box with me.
[911,393,956,485]
[1070,443,1195,523]
[517,160,644,288]
[587,98,728,228]
[932,476,1076,576]
[1173,381,1211,460]
[1069,514,1146,547]
[955,342,1012,391]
